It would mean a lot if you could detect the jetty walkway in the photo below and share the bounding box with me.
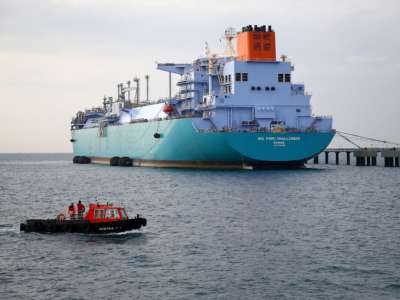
[311,131,400,167]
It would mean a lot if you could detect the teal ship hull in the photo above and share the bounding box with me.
[71,118,334,168]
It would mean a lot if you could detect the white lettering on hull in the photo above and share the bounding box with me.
[257,136,301,147]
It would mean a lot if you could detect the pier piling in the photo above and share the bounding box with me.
[381,149,400,168]
[313,147,399,167]
[384,157,394,167]
[356,157,365,166]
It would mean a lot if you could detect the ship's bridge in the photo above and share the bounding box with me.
[155,25,332,133]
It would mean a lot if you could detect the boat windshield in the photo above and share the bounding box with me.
[120,209,128,219]
[94,209,105,219]
[105,208,120,219]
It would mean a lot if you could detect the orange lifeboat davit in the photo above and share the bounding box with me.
[163,103,174,114]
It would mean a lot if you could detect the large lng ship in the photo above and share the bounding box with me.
[71,25,334,169]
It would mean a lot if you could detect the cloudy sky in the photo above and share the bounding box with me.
[1,0,399,152]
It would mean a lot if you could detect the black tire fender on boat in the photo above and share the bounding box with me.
[110,156,120,166]
[119,157,132,167]
[73,156,80,164]
[78,156,90,164]
[82,156,91,164]
[118,157,126,166]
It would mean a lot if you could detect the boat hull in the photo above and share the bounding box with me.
[71,118,335,168]
[20,218,147,234]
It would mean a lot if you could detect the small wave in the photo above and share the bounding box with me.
[0,224,13,228]
[385,283,400,290]
[0,224,19,233]
[313,265,389,276]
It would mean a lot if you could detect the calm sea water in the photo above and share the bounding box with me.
[0,154,399,299]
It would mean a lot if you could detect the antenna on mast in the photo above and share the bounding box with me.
[205,41,211,57]
[133,77,140,104]
[223,27,236,57]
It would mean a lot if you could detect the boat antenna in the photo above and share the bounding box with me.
[223,27,236,57]
[133,77,140,104]
[205,41,211,57]
[145,75,149,102]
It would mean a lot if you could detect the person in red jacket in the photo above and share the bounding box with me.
[68,203,75,219]
[77,201,85,218]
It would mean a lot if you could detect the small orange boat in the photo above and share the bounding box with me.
[20,203,146,234]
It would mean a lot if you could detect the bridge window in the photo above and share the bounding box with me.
[224,85,232,94]
[278,73,283,82]
[120,209,128,219]
[242,73,248,81]
[285,74,291,82]
[228,74,231,82]
[94,209,105,219]
[235,73,241,81]
[106,209,120,219]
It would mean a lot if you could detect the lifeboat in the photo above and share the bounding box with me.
[20,202,146,234]
[163,103,174,114]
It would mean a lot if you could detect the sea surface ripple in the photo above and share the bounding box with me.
[0,154,399,299]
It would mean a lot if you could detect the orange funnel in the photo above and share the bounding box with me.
[236,25,276,61]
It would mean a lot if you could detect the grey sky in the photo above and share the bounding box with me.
[1,0,399,152]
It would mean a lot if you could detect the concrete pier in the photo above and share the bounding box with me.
[381,149,400,168]
[317,147,399,167]
[356,156,365,166]
[353,149,378,167]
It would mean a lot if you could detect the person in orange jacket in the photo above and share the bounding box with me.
[77,201,85,218]
[68,203,75,219]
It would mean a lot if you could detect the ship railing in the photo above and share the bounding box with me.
[313,114,332,119]
[68,213,85,220]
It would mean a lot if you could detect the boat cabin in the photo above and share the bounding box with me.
[85,203,129,223]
